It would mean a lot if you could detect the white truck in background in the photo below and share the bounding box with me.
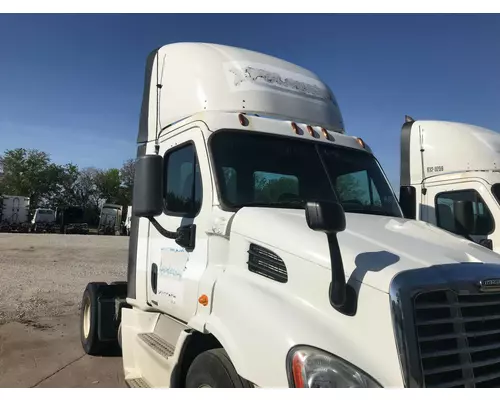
[0,195,30,232]
[124,205,132,236]
[98,203,123,235]
[80,43,500,388]
[399,116,500,253]
[30,208,58,233]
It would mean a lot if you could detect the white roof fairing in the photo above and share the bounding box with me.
[405,121,500,185]
[137,43,345,143]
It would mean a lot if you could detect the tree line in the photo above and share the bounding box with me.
[0,148,135,226]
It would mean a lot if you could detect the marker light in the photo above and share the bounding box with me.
[356,138,365,148]
[307,126,315,137]
[291,122,299,135]
[321,128,333,141]
[198,294,209,306]
[238,113,249,127]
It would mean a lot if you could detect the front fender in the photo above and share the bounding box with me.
[203,257,402,388]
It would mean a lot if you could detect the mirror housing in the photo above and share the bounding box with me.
[399,185,416,219]
[305,201,346,234]
[133,154,164,218]
[454,200,475,235]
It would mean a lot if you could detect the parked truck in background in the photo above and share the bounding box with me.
[98,203,123,235]
[0,195,30,232]
[56,206,89,235]
[80,43,500,388]
[123,205,132,236]
[30,208,58,233]
[399,116,500,253]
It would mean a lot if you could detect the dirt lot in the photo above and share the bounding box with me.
[0,233,129,387]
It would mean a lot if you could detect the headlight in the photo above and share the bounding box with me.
[287,346,381,388]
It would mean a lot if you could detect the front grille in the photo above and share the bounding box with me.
[247,244,288,283]
[414,290,500,387]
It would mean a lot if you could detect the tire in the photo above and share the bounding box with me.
[80,282,109,355]
[185,349,252,388]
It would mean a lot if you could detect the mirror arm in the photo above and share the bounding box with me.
[327,233,347,309]
[148,217,178,240]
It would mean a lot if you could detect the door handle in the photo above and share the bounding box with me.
[151,263,158,294]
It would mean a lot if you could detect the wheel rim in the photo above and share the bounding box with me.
[83,300,91,338]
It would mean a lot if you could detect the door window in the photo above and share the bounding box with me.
[164,143,202,217]
[435,190,494,235]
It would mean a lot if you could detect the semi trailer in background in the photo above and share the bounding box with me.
[0,195,30,232]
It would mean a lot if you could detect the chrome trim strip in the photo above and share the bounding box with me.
[389,262,500,388]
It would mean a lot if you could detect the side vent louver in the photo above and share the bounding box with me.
[247,243,288,283]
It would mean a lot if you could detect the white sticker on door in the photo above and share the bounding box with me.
[157,247,189,306]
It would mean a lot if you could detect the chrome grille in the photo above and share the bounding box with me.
[414,290,500,388]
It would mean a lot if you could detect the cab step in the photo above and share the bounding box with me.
[138,333,176,359]
[126,377,151,388]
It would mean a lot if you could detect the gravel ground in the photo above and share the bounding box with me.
[0,233,128,326]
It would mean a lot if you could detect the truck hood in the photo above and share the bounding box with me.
[230,207,500,293]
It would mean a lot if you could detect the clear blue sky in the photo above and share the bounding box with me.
[0,14,499,189]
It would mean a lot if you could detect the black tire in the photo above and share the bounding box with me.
[80,282,108,355]
[185,349,252,388]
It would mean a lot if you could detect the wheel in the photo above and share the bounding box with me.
[185,349,252,388]
[80,282,109,355]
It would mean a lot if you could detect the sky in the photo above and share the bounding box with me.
[0,14,499,190]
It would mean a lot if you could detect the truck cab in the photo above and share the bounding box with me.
[31,208,57,233]
[80,43,500,388]
[399,118,500,252]
[98,203,123,235]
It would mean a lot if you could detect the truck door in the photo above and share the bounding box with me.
[146,128,211,323]
[424,181,498,251]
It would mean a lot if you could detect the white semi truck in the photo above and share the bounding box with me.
[31,208,58,233]
[80,43,500,388]
[399,117,500,253]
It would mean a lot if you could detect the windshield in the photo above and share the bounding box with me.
[210,131,402,217]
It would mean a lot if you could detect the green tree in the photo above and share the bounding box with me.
[119,158,135,205]
[0,148,61,209]
[94,168,121,204]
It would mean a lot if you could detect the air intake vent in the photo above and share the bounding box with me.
[247,244,288,283]
[414,289,500,388]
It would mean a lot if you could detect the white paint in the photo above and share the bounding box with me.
[406,120,500,254]
[119,44,500,389]
[143,43,344,140]
[157,247,189,306]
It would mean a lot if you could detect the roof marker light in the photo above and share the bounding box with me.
[307,126,316,137]
[321,128,331,141]
[291,122,299,135]
[356,138,366,148]
[238,113,249,127]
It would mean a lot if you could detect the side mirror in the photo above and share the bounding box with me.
[305,201,349,313]
[399,186,416,219]
[454,200,475,235]
[133,154,164,218]
[305,201,346,234]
